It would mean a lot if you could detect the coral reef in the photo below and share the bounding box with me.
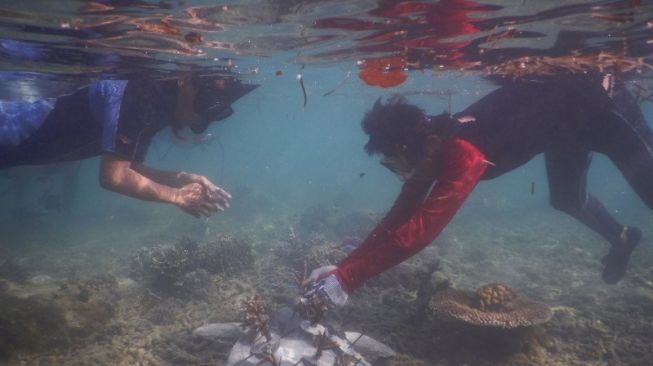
[272,232,346,275]
[56,274,119,337]
[314,330,339,358]
[430,283,552,328]
[0,292,69,358]
[4,208,653,365]
[131,235,253,297]
[202,234,254,275]
[132,237,199,279]
[475,283,518,312]
[0,274,119,359]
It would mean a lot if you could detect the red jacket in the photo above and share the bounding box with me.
[335,138,487,293]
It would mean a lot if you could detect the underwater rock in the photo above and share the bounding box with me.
[344,332,397,360]
[193,322,245,341]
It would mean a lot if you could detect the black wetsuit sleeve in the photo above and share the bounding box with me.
[95,79,175,163]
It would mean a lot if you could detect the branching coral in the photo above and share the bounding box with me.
[240,295,272,342]
[313,330,339,358]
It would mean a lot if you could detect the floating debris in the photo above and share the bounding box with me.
[297,72,307,108]
[477,52,653,79]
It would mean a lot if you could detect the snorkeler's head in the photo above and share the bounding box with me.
[362,95,429,164]
[363,96,462,179]
[190,77,259,133]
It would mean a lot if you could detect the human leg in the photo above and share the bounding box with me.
[545,147,638,283]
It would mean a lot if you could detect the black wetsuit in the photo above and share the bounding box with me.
[452,75,651,276]
[0,79,177,169]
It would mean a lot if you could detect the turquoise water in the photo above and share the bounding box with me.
[1,1,653,365]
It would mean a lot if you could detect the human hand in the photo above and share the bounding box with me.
[296,270,348,325]
[173,182,220,218]
[300,267,348,308]
[301,265,337,288]
[177,171,231,209]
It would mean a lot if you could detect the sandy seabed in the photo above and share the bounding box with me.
[0,205,652,366]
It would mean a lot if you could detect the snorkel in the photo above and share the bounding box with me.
[172,76,258,140]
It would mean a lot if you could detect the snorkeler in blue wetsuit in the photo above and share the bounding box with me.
[0,76,257,218]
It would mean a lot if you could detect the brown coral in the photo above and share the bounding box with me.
[239,295,271,342]
[475,283,517,312]
[430,283,552,329]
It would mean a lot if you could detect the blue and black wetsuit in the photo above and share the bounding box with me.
[449,75,652,283]
[0,79,178,168]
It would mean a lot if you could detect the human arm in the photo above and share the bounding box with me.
[326,138,487,295]
[132,165,231,209]
[99,154,223,217]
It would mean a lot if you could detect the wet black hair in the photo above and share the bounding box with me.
[362,95,463,162]
[362,95,429,162]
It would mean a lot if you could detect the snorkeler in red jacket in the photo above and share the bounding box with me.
[302,74,652,308]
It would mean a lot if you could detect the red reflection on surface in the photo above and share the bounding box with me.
[316,0,494,87]
[358,56,407,88]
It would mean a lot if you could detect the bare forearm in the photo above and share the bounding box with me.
[100,155,179,204]
[132,164,184,188]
